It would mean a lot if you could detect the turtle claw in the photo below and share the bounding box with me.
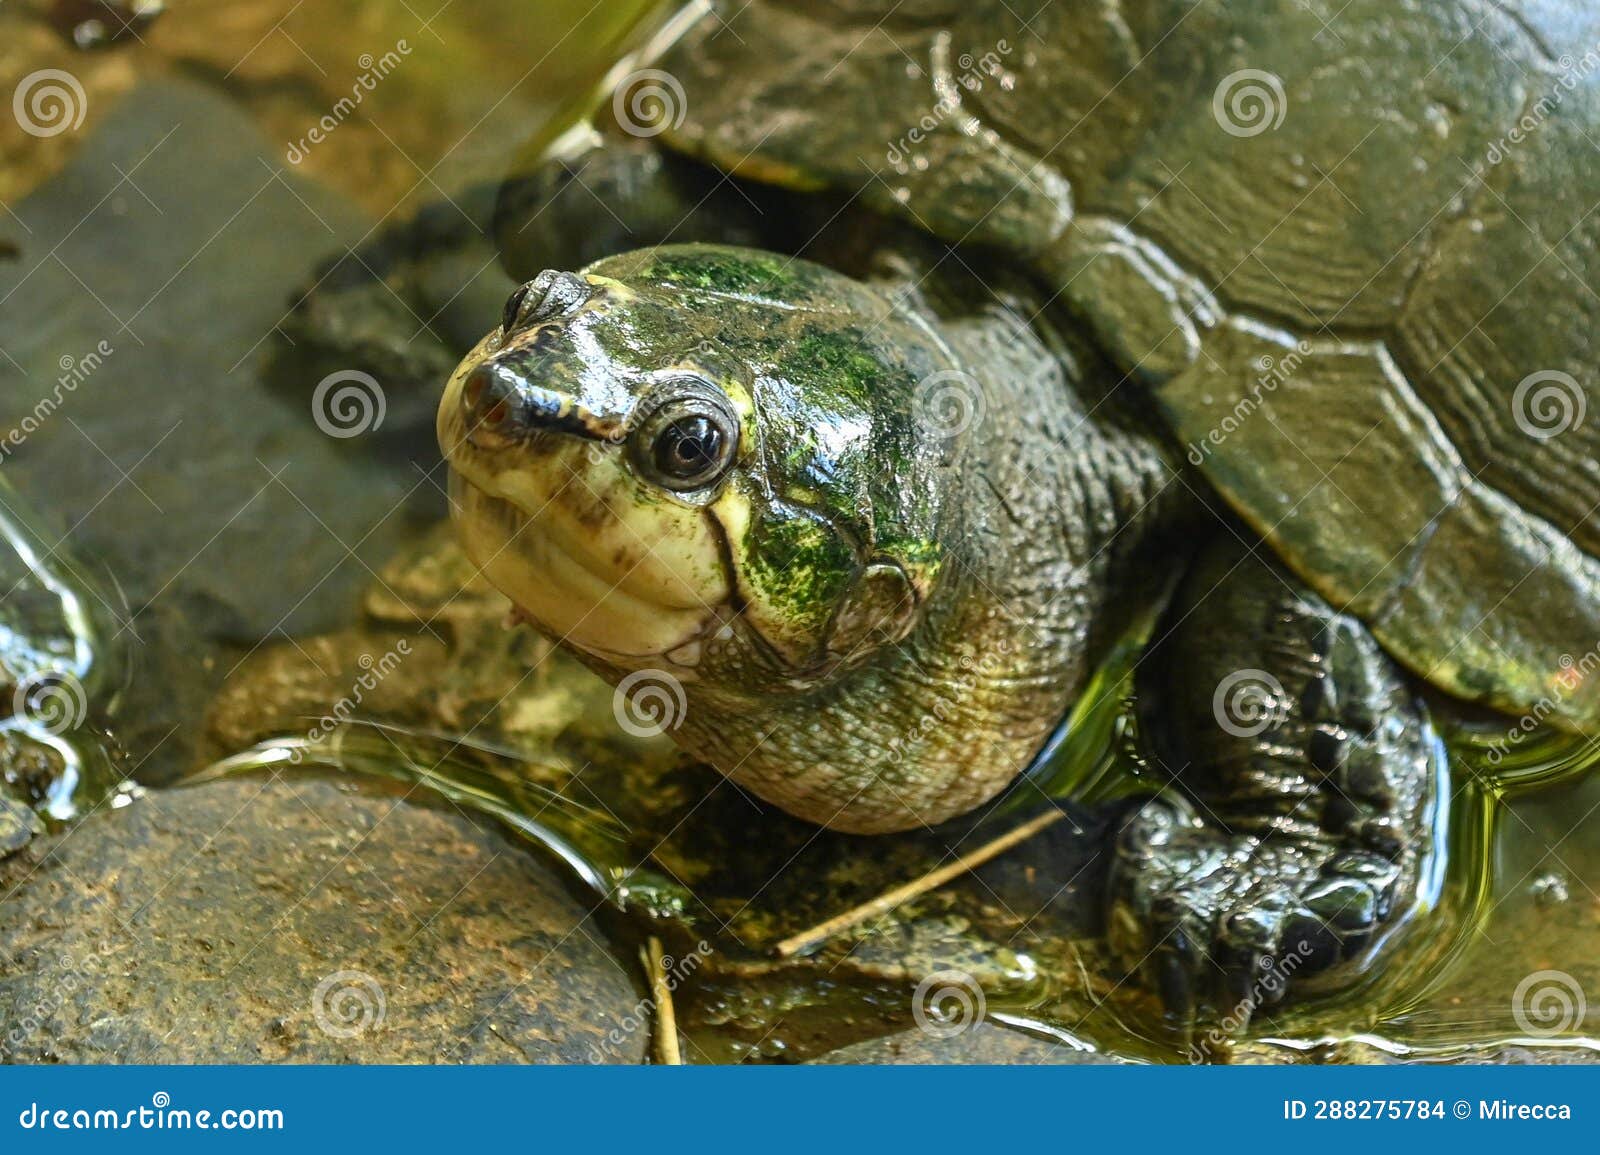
[1108,804,1404,1027]
[1109,803,1280,1025]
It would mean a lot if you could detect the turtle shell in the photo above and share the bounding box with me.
[655,0,1600,727]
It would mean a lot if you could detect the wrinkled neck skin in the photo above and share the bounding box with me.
[648,305,1182,834]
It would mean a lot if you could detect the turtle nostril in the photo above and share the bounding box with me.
[462,363,524,443]
[463,373,486,412]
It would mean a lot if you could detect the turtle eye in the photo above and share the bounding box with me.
[653,416,726,484]
[631,381,740,494]
[501,270,591,336]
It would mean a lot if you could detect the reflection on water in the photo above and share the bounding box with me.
[0,0,1595,1064]
[1385,726,1600,1051]
[0,475,134,825]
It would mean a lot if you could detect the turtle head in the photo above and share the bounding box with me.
[438,244,967,691]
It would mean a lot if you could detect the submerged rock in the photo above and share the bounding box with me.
[812,1023,1123,1065]
[0,777,644,1063]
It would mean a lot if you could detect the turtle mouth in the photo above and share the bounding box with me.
[446,465,735,667]
[440,376,738,669]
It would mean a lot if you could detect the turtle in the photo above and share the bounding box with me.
[306,0,1600,1021]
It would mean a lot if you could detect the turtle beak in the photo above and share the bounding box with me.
[459,359,624,450]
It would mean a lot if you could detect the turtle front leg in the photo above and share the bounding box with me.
[1107,537,1445,1029]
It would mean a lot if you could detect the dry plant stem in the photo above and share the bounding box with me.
[774,807,1068,958]
[645,935,682,1065]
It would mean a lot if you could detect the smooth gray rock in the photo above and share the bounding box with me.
[0,77,440,775]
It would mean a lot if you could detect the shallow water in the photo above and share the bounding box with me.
[1,0,1596,1064]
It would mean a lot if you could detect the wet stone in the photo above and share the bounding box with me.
[0,77,438,780]
[0,777,645,1063]
[0,795,37,856]
[812,1023,1126,1065]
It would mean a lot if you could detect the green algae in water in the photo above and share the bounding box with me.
[1367,718,1600,1052]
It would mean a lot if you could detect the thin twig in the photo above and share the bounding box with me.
[774,807,1067,958]
[645,936,682,1065]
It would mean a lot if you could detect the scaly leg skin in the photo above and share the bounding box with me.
[1107,536,1444,1031]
